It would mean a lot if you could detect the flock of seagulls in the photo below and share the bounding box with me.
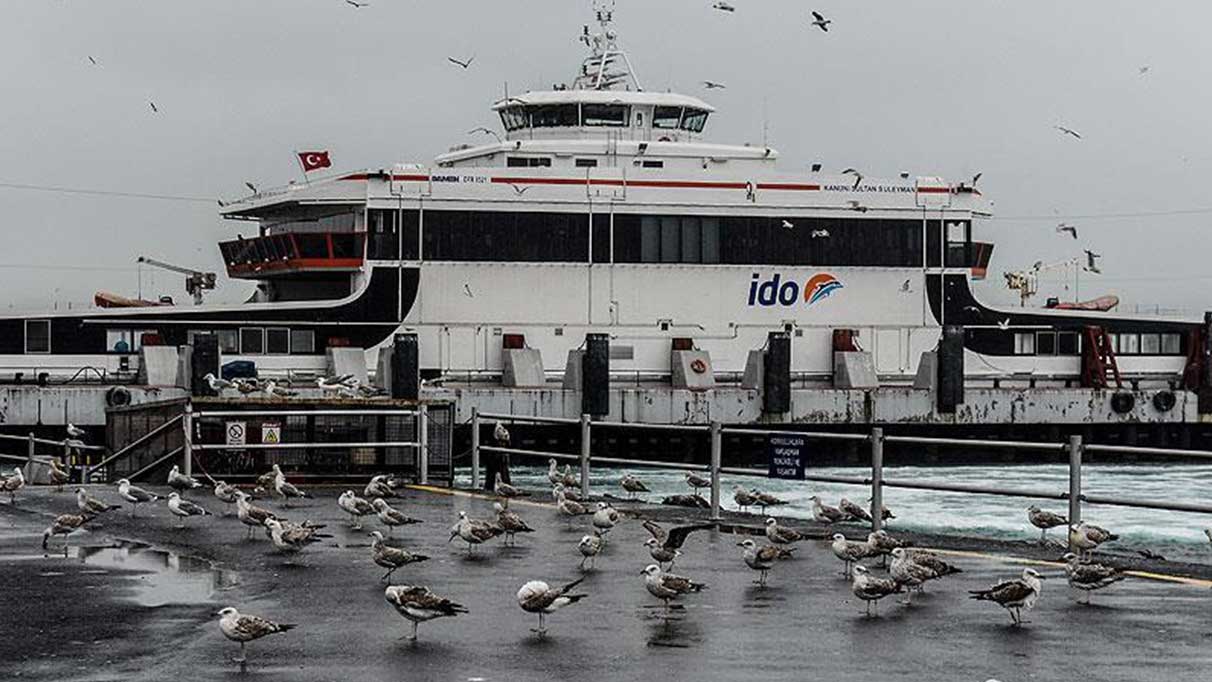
[203,373,387,400]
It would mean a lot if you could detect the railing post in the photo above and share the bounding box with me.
[709,421,722,521]
[419,403,429,485]
[182,406,194,479]
[470,407,481,490]
[870,426,884,533]
[579,413,591,498]
[25,432,35,480]
[1067,434,1083,548]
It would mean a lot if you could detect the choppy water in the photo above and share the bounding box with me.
[459,463,1212,563]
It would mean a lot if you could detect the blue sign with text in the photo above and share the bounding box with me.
[768,435,807,480]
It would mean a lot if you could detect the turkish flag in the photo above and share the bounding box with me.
[297,151,332,173]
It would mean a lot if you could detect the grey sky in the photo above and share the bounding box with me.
[2,0,1209,314]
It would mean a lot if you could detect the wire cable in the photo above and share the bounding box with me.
[0,181,215,203]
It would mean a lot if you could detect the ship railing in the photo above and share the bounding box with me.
[0,433,108,478]
[472,410,1212,551]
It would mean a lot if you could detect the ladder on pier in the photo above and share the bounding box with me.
[1082,326,1122,389]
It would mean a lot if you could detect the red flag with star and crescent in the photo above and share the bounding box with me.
[297,151,332,173]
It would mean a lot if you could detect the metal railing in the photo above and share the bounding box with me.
[0,432,108,478]
[471,409,1212,548]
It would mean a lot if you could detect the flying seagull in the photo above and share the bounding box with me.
[345,0,369,6]
[712,2,736,12]
[810,228,830,238]
[148,101,159,113]
[1138,65,1150,75]
[448,56,475,69]
[1026,505,1068,542]
[971,172,983,186]
[87,56,98,66]
[643,520,714,569]
[1084,249,1102,274]
[811,11,832,32]
[702,80,727,89]
[969,568,1044,626]
[1056,223,1078,239]
[851,565,902,616]
[996,318,1011,331]
[385,585,467,641]
[467,126,502,143]
[841,167,863,189]
[217,607,296,670]
[1055,125,1082,139]
[517,577,587,636]
[1063,553,1125,604]
[737,539,794,587]
[244,181,258,194]
[781,219,795,230]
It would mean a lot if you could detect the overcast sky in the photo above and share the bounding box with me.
[2,0,1210,314]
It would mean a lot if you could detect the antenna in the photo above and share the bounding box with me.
[762,96,769,148]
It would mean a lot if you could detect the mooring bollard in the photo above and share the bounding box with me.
[419,404,429,485]
[580,413,591,498]
[709,421,722,521]
[870,426,884,533]
[470,408,481,490]
[1068,434,1083,549]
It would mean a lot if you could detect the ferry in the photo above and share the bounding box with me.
[0,4,1202,417]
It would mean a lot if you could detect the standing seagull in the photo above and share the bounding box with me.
[364,474,397,499]
[494,472,529,501]
[810,496,847,524]
[851,565,902,617]
[449,510,501,553]
[47,459,71,491]
[493,421,511,446]
[684,471,711,496]
[1026,505,1068,542]
[839,498,873,524]
[212,480,239,515]
[42,512,93,555]
[271,464,310,507]
[969,568,1045,626]
[592,502,620,539]
[642,520,714,569]
[810,11,832,32]
[517,577,587,636]
[375,498,422,536]
[216,607,296,670]
[370,531,429,583]
[1063,553,1125,604]
[753,490,788,514]
[116,478,158,517]
[77,488,121,516]
[203,372,233,392]
[384,585,467,642]
[765,518,807,547]
[641,564,706,614]
[167,464,203,493]
[167,492,210,528]
[556,489,588,522]
[494,501,535,546]
[577,533,604,570]
[831,533,874,578]
[66,423,87,439]
[2,468,25,503]
[338,490,376,529]
[264,518,324,555]
[1070,522,1118,559]
[737,539,793,587]
[620,472,651,499]
[547,459,563,486]
[235,491,278,539]
[732,485,759,512]
[866,530,905,567]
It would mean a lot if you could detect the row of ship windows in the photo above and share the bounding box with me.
[1012,331,1184,356]
[367,209,965,267]
[18,322,316,356]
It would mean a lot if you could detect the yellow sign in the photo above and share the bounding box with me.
[262,423,282,445]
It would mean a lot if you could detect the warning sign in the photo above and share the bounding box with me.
[262,423,282,445]
[225,422,246,447]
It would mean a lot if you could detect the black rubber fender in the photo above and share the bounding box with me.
[1152,390,1177,413]
[1110,391,1136,414]
[105,385,132,408]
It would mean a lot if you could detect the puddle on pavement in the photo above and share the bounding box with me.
[68,540,237,607]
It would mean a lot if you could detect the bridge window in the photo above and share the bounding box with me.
[653,106,682,129]
[25,320,50,354]
[582,103,629,127]
[576,158,598,168]
[680,109,709,133]
[500,106,528,131]
[240,328,264,355]
[530,104,579,128]
[507,157,552,168]
[1162,333,1182,355]
[290,330,315,354]
[266,328,290,355]
[1058,331,1079,355]
[1036,331,1056,355]
[422,210,588,262]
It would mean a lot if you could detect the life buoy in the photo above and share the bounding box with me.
[1110,392,1135,415]
[106,386,132,408]
[1152,391,1177,412]
[690,358,708,375]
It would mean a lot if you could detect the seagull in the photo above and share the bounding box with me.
[851,565,903,617]
[577,533,604,570]
[509,184,532,195]
[558,464,578,489]
[1204,528,1211,545]
[781,219,795,230]
[865,530,905,566]
[316,373,356,392]
[77,488,121,516]
[831,533,874,577]
[810,228,830,238]
[971,172,983,187]
[1026,505,1068,542]
[737,539,793,587]
[447,55,475,69]
[642,520,714,569]
[1138,549,1167,561]
[234,378,260,395]
[641,564,706,614]
[810,496,847,524]
[148,101,159,113]
[841,168,863,189]
[87,56,98,66]
[66,423,86,439]
[261,380,297,399]
[810,11,832,32]
[846,200,868,213]
[235,491,278,539]
[752,490,788,514]
[702,80,727,90]
[203,372,233,392]
[1055,125,1082,139]
[116,478,157,516]
[766,518,807,547]
[732,485,759,512]
[345,0,369,6]
[969,568,1044,626]
[335,490,373,528]
[907,549,963,587]
[591,502,620,539]
[1063,553,1125,604]
[375,498,422,536]
[494,472,529,501]
[1055,223,1078,239]
[547,459,564,486]
[1084,249,1102,274]
[42,512,93,555]
[462,283,475,298]
[467,127,502,143]
[494,501,535,545]
[385,585,467,641]
[449,510,502,553]
[47,459,71,491]
[212,480,239,514]
[264,518,323,555]
[889,547,959,603]
[494,422,511,446]
[272,464,310,506]
[364,474,398,499]
[371,531,429,582]
[996,318,1011,331]
[216,607,296,670]
[899,279,913,294]
[556,489,588,521]
[839,498,873,524]
[1073,522,1119,557]
[2,468,25,503]
[167,464,203,493]
[518,577,588,636]
[620,472,650,499]
[167,492,210,528]
[552,483,582,503]
[684,471,711,495]
[711,1,736,12]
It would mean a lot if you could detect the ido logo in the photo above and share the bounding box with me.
[747,272,843,307]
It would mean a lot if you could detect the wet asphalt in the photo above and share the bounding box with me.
[2,484,1211,681]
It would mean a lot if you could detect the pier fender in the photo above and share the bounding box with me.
[1110,391,1136,415]
[105,386,132,408]
[1152,390,1177,413]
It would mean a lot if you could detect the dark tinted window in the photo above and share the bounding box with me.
[653,106,682,129]
[582,104,629,127]
[240,328,264,354]
[500,106,528,131]
[575,158,598,168]
[423,211,589,262]
[1058,332,1079,355]
[25,320,50,353]
[266,328,290,355]
[530,105,579,127]
[1036,332,1057,355]
[681,109,709,133]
